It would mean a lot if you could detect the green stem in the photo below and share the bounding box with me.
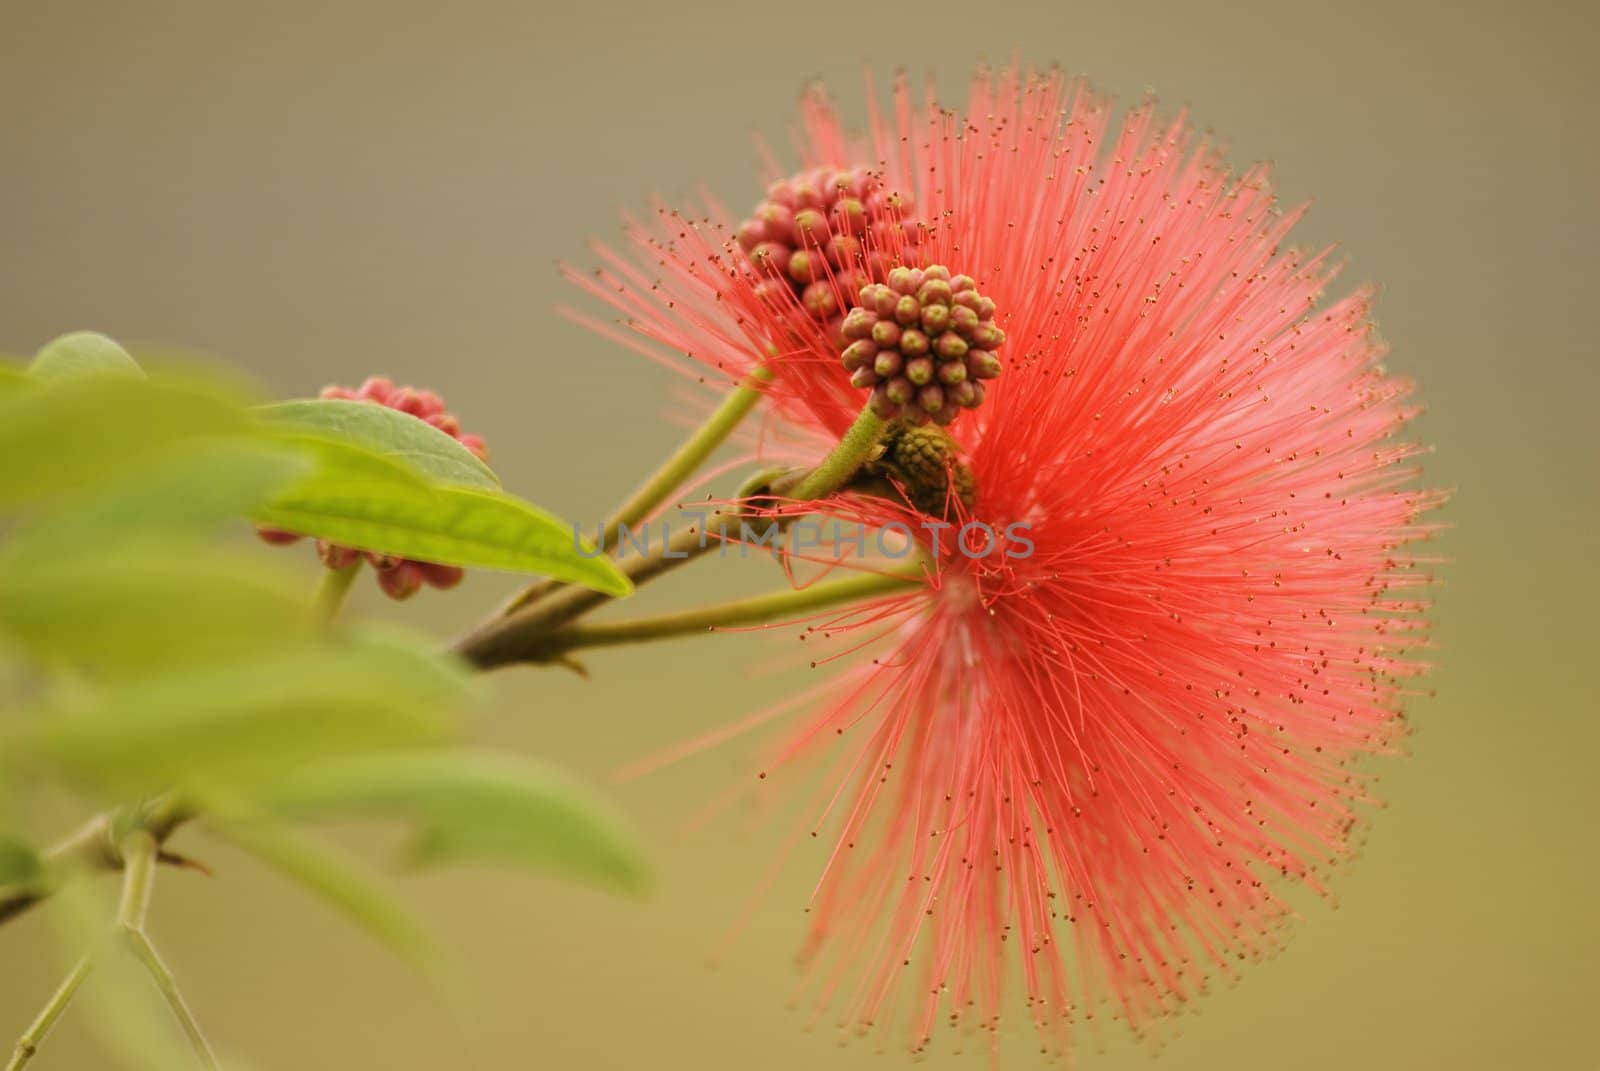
[785,406,887,502]
[501,367,773,615]
[0,795,194,929]
[530,563,924,659]
[117,831,219,1070]
[312,562,360,625]
[6,958,92,1071]
[117,831,157,931]
[456,513,731,669]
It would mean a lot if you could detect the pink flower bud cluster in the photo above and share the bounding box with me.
[257,376,486,600]
[736,166,921,341]
[838,266,1004,425]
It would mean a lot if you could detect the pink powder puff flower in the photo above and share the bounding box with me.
[579,67,1442,1055]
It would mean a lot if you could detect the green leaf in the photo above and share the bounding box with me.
[0,373,251,508]
[27,330,145,381]
[258,398,499,489]
[0,361,30,392]
[0,835,44,886]
[0,548,314,677]
[20,628,467,796]
[210,817,437,973]
[254,443,630,595]
[258,751,648,894]
[3,440,311,567]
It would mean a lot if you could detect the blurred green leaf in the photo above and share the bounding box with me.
[0,548,314,677]
[0,373,251,508]
[0,834,44,886]
[259,752,648,894]
[18,628,468,796]
[0,361,30,391]
[210,817,437,973]
[27,330,145,381]
[258,398,499,489]
[255,477,631,595]
[2,439,312,566]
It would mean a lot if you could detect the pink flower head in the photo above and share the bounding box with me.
[257,376,484,599]
[580,68,1441,1055]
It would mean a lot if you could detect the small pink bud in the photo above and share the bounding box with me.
[850,366,880,389]
[358,376,395,401]
[736,218,768,251]
[256,527,304,546]
[841,307,879,340]
[894,295,921,326]
[366,550,403,571]
[826,234,862,268]
[787,249,823,284]
[751,242,793,278]
[377,561,425,600]
[318,541,361,569]
[871,320,903,349]
[419,562,465,589]
[830,198,869,237]
[801,280,840,319]
[841,339,878,372]
[756,202,796,244]
[792,208,832,247]
[900,329,930,357]
[920,304,951,334]
[388,387,427,416]
[934,332,969,361]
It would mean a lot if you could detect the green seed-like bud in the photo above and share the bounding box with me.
[842,307,878,339]
[966,350,1003,379]
[793,208,831,246]
[971,323,1005,349]
[917,279,953,307]
[871,320,903,348]
[934,332,968,360]
[841,339,877,371]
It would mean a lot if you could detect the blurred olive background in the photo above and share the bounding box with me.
[2,1,1596,1068]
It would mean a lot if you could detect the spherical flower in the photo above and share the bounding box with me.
[578,68,1441,1056]
[257,376,484,600]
